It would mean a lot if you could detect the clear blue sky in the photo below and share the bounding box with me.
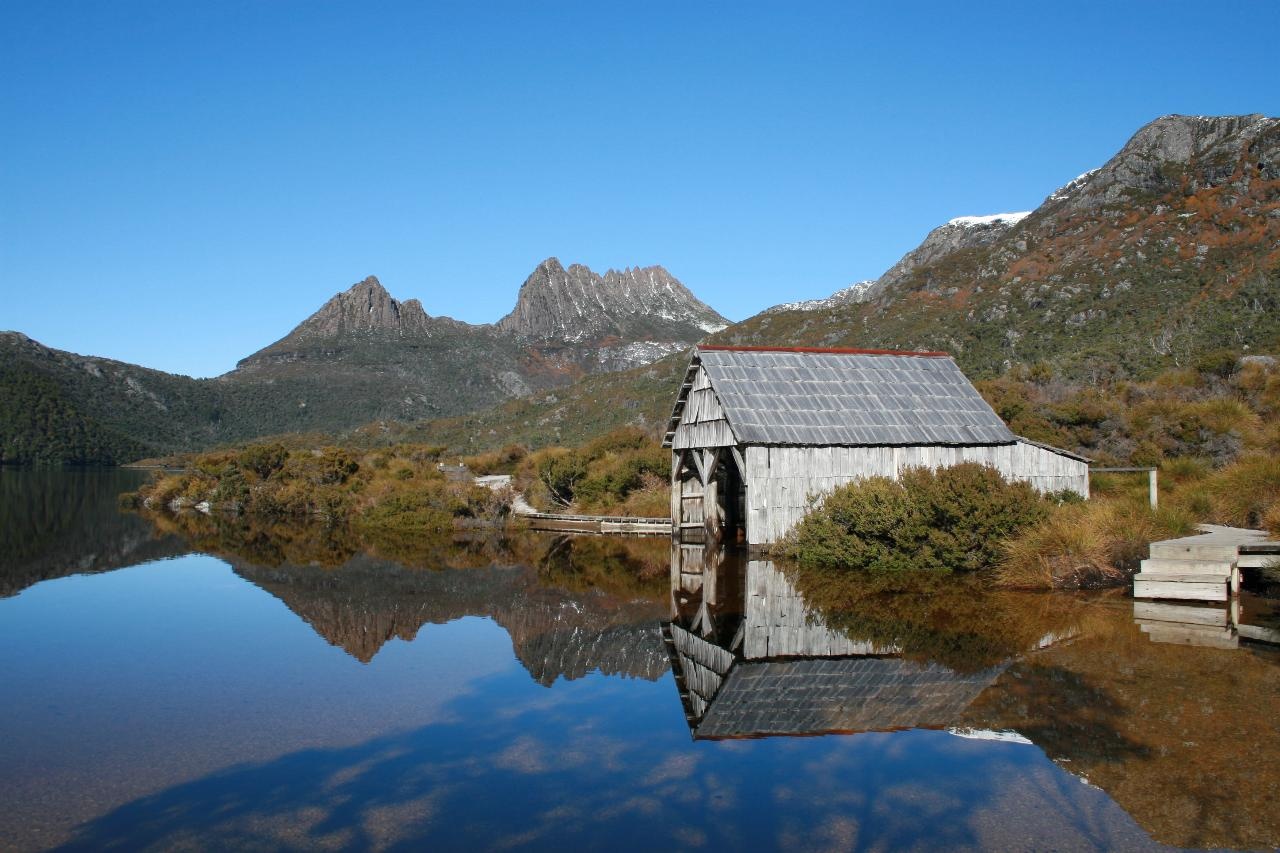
[3,1,1277,377]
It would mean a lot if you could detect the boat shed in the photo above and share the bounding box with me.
[662,345,1089,547]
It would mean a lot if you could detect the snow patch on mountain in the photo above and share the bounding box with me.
[947,212,1031,227]
[1047,169,1101,202]
[766,280,876,314]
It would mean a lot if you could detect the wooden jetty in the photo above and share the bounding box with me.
[1133,599,1280,649]
[1134,524,1280,602]
[471,473,671,536]
[517,511,671,535]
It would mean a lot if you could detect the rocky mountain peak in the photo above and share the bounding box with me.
[233,275,447,371]
[1047,113,1279,210]
[293,275,431,337]
[497,257,728,343]
[767,280,877,314]
[865,212,1029,300]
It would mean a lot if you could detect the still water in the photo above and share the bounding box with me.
[1,469,1277,851]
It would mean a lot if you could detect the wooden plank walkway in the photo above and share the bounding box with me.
[1133,599,1280,649]
[472,474,672,535]
[1134,524,1280,602]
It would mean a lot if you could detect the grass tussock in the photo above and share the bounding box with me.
[998,498,1194,589]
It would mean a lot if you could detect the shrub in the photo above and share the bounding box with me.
[780,463,1051,576]
[525,448,587,508]
[239,443,288,479]
[462,444,528,475]
[355,488,456,535]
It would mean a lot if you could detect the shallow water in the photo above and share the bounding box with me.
[0,470,1277,851]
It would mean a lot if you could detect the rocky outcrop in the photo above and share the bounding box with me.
[864,213,1030,301]
[1047,113,1279,211]
[234,276,475,370]
[767,280,876,313]
[498,258,728,343]
[729,114,1280,381]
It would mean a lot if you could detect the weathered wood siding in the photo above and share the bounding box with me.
[672,366,736,449]
[743,560,898,659]
[743,441,1089,546]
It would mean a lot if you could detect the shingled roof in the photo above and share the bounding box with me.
[667,346,1016,447]
[667,624,1005,739]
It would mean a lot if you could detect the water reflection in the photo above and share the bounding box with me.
[1133,598,1280,649]
[661,544,1280,849]
[0,468,185,597]
[665,545,1011,739]
[0,474,672,684]
[3,471,1279,851]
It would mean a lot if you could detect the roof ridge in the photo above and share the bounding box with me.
[698,345,950,358]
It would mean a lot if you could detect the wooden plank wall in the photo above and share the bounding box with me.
[743,560,899,659]
[743,441,1089,546]
[672,367,736,449]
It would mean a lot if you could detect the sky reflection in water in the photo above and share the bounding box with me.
[0,470,1276,851]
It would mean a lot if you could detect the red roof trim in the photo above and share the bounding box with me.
[697,344,950,358]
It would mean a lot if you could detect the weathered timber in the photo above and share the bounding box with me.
[1133,601,1229,626]
[1135,524,1280,602]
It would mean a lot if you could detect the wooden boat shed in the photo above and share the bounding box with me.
[663,345,1089,547]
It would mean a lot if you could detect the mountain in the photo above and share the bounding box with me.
[1,260,725,463]
[8,114,1277,463]
[499,258,726,347]
[222,261,726,432]
[736,114,1280,379]
[0,331,230,464]
[426,114,1280,453]
[766,280,876,314]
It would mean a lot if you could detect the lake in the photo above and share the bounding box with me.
[1,469,1277,851]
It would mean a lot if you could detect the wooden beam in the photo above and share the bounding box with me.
[691,449,710,485]
[702,448,722,542]
[730,445,747,480]
[729,621,744,652]
[670,450,682,524]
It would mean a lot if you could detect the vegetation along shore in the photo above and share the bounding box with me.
[127,348,1280,591]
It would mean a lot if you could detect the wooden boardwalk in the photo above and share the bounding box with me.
[1134,599,1280,649]
[517,511,671,535]
[471,473,671,535]
[1134,524,1280,602]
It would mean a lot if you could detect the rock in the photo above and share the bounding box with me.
[497,258,728,342]
[1240,355,1277,368]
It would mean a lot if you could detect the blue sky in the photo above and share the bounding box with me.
[3,2,1277,378]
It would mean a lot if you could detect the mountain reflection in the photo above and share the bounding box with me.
[0,472,671,685]
[0,468,186,597]
[178,516,673,682]
[666,543,1280,849]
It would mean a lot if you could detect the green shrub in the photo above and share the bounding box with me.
[355,489,455,534]
[781,463,1051,576]
[239,443,288,479]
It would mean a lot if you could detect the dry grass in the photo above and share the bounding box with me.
[1200,454,1280,530]
[998,497,1195,589]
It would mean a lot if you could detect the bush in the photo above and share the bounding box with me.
[515,428,670,513]
[780,463,1051,576]
[239,443,288,479]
